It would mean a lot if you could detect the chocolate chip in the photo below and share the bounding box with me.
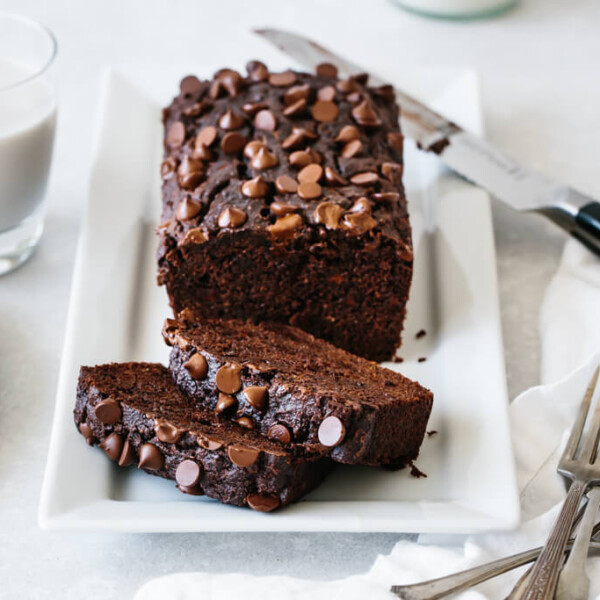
[250,147,278,170]
[336,78,359,93]
[318,416,346,447]
[176,197,201,221]
[166,121,186,148]
[297,181,322,200]
[269,71,297,87]
[243,140,265,159]
[209,79,224,99]
[343,211,377,233]
[182,227,208,245]
[218,206,247,228]
[315,202,343,229]
[242,101,268,116]
[154,419,185,443]
[177,484,204,496]
[352,100,382,127]
[350,172,379,185]
[236,416,255,429]
[241,176,269,198]
[352,72,369,85]
[347,92,362,105]
[175,460,202,487]
[177,157,204,190]
[270,201,298,218]
[180,75,202,96]
[381,162,403,180]
[289,150,313,168]
[218,109,245,130]
[274,176,298,195]
[79,423,94,445]
[316,62,338,78]
[284,84,310,106]
[282,130,304,150]
[161,157,177,178]
[324,167,347,186]
[243,386,268,411]
[246,60,269,82]
[374,84,395,100]
[183,100,212,118]
[94,399,121,425]
[246,493,280,512]
[197,125,218,147]
[118,439,136,467]
[227,446,260,467]
[197,434,223,450]
[311,100,339,123]
[268,213,303,238]
[184,352,208,379]
[268,424,291,444]
[387,132,404,154]
[215,69,244,97]
[138,443,164,471]
[220,132,247,155]
[283,98,307,118]
[215,363,242,394]
[341,139,362,158]
[254,109,277,131]
[350,197,371,213]
[100,432,123,461]
[317,85,336,101]
[297,163,323,184]
[372,192,400,204]
[215,392,237,414]
[193,142,212,161]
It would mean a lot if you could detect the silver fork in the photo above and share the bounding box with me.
[389,523,600,600]
[391,365,600,600]
[513,365,600,600]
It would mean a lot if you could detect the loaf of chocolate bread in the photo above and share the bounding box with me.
[163,313,433,467]
[157,61,412,362]
[74,362,331,511]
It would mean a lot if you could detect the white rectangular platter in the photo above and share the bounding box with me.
[39,63,519,533]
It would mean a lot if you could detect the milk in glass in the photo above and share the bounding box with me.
[0,58,56,232]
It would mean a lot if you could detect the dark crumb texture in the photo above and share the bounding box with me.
[74,362,332,511]
[164,314,433,467]
[157,61,413,362]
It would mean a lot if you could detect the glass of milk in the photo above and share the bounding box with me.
[0,13,57,275]
[391,0,518,19]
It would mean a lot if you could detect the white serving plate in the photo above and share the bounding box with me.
[39,63,519,533]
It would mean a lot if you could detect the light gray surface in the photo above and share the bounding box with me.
[1,0,599,597]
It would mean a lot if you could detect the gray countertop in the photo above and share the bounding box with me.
[1,0,598,597]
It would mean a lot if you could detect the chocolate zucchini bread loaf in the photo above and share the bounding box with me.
[164,313,433,467]
[75,363,331,511]
[157,61,412,362]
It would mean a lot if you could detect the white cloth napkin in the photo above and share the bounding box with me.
[135,239,600,600]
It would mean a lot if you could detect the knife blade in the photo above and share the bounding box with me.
[255,28,600,256]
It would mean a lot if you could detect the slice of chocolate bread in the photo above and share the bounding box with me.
[75,362,331,511]
[164,314,433,467]
[157,61,412,362]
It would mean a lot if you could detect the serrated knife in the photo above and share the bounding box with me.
[255,28,600,256]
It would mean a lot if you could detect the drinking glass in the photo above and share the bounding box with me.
[0,13,57,275]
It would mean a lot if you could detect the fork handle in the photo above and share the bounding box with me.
[515,479,586,600]
[555,487,600,600]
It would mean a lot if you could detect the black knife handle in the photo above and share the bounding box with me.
[573,202,600,257]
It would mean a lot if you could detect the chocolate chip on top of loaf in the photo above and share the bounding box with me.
[158,61,412,362]
[75,362,331,511]
[163,312,433,468]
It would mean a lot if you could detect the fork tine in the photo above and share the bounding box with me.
[562,366,600,461]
